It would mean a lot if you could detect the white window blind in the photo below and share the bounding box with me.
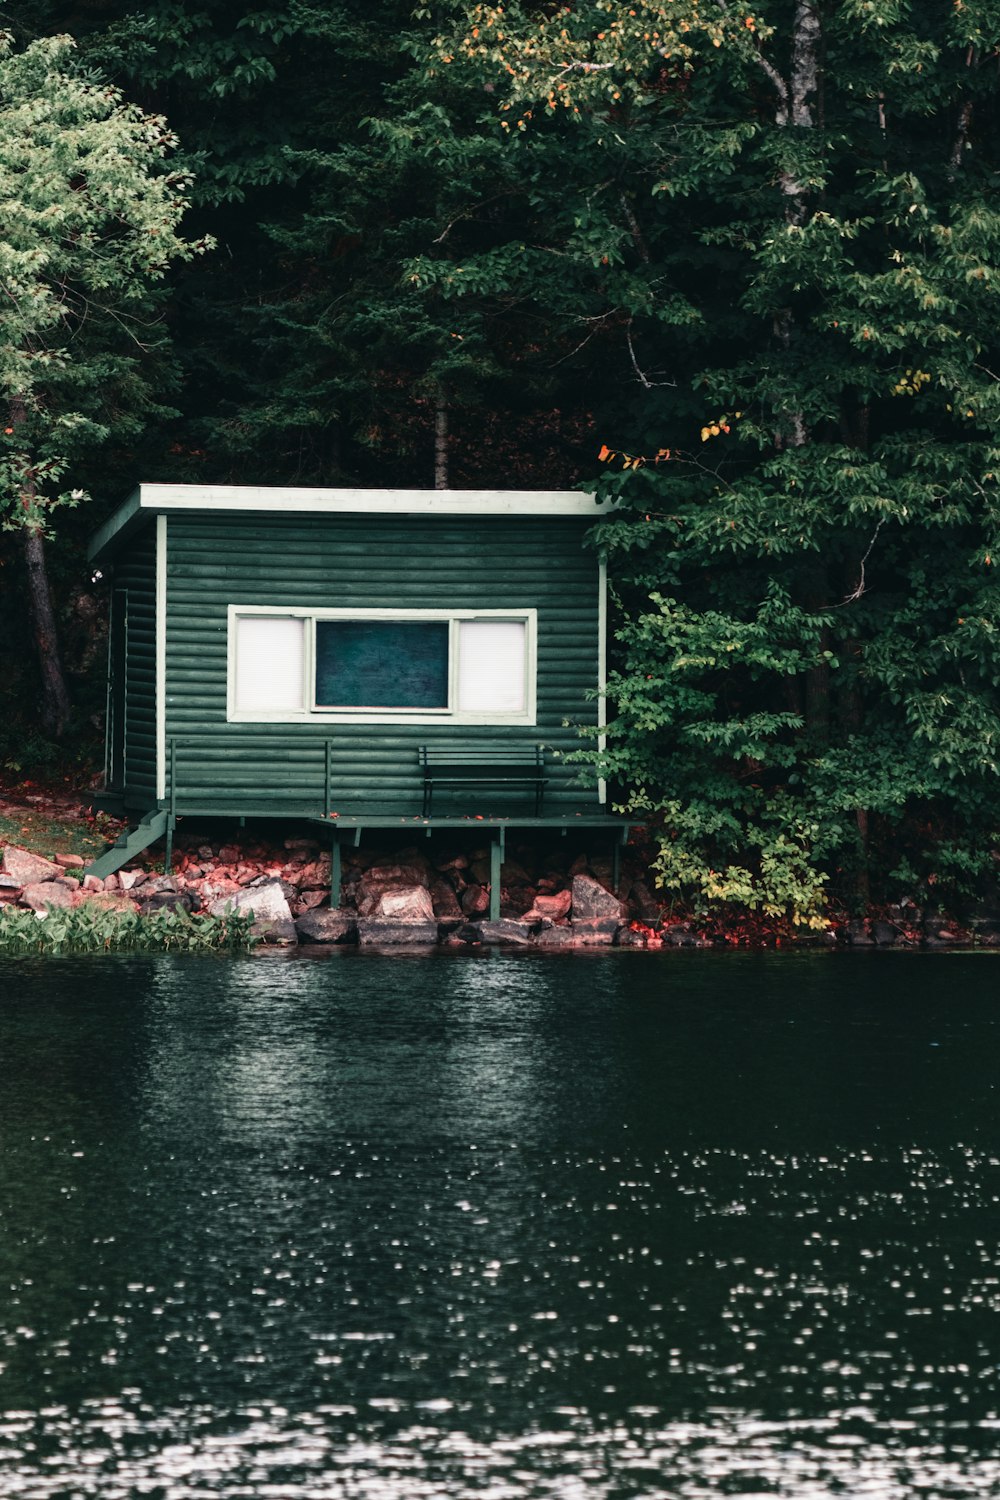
[457,619,526,713]
[234,615,305,712]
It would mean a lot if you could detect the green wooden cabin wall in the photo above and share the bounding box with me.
[109,528,158,810]
[158,512,601,817]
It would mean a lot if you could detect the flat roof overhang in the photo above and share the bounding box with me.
[88,484,604,564]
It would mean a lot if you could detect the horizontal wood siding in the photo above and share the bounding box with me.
[113,528,158,809]
[163,513,602,816]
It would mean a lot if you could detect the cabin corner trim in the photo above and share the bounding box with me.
[598,556,608,806]
[155,515,167,801]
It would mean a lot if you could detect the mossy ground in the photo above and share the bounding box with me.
[0,777,125,864]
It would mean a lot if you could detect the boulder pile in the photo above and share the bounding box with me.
[0,834,645,948]
[4,833,988,948]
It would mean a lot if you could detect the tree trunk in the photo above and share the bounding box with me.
[434,392,449,489]
[22,522,72,738]
[9,396,72,738]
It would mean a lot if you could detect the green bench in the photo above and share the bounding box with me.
[419,744,547,817]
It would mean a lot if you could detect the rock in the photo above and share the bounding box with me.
[143,875,180,895]
[21,880,76,912]
[0,874,22,892]
[118,870,142,890]
[54,853,85,869]
[294,908,357,944]
[357,867,430,913]
[209,879,297,944]
[571,918,621,945]
[588,856,615,887]
[628,880,662,923]
[80,891,139,913]
[524,889,572,922]
[359,883,435,922]
[571,874,624,920]
[470,857,492,886]
[297,856,332,887]
[284,836,321,853]
[568,852,590,877]
[139,889,195,915]
[356,919,439,946]
[368,849,433,884]
[435,853,469,874]
[617,924,647,947]
[501,858,533,885]
[81,874,104,892]
[871,920,899,946]
[661,925,711,948]
[845,918,874,947]
[217,844,242,865]
[295,889,328,913]
[500,886,536,918]
[460,883,490,917]
[452,921,484,944]
[2,846,63,884]
[477,919,536,946]
[535,925,582,948]
[430,879,463,922]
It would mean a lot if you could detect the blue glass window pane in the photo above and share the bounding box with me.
[315,621,449,708]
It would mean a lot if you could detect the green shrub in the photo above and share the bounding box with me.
[0,903,257,954]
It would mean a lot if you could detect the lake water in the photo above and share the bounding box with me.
[0,948,998,1498]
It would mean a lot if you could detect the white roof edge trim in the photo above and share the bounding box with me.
[89,485,602,561]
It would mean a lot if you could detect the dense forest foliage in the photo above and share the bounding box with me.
[1,0,999,921]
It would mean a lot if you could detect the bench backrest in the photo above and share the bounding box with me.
[419,745,545,770]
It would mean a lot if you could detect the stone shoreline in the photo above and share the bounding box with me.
[0,832,993,950]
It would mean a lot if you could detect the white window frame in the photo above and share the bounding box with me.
[227,605,537,725]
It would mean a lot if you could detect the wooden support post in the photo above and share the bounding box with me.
[330,830,341,910]
[612,835,622,895]
[489,827,504,922]
[164,816,174,875]
[324,740,332,819]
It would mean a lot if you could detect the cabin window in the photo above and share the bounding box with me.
[233,615,306,713]
[228,608,535,724]
[316,620,450,710]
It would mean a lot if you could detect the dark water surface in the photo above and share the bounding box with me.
[0,949,999,1498]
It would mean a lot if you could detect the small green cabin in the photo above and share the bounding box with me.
[87,485,626,889]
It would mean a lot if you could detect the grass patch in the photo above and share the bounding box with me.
[0,805,121,865]
[0,903,257,955]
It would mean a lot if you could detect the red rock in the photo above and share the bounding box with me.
[461,883,490,917]
[363,884,435,922]
[218,844,241,865]
[81,874,104,892]
[430,879,463,921]
[21,880,76,912]
[525,889,572,922]
[295,889,327,913]
[78,891,138,913]
[54,853,85,869]
[2,846,63,884]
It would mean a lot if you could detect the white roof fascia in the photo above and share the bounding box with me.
[89,484,602,562]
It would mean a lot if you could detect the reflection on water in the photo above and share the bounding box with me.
[0,950,999,1496]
